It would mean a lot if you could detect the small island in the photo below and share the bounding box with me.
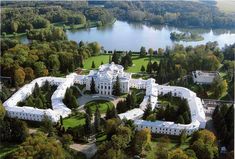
[170,31,204,42]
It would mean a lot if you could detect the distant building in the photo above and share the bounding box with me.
[3,63,206,135]
[192,70,219,84]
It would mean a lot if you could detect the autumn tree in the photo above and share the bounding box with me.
[11,132,65,159]
[134,128,151,155]
[14,67,25,87]
[0,101,6,120]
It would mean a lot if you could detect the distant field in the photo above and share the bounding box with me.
[216,1,235,13]
[83,54,161,73]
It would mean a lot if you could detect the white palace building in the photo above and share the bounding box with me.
[3,63,206,135]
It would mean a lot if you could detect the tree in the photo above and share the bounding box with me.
[112,51,119,64]
[61,134,73,148]
[113,76,121,96]
[92,61,96,68]
[14,67,25,87]
[11,132,65,159]
[0,101,6,120]
[70,96,78,108]
[183,111,191,124]
[211,76,228,99]
[94,106,101,132]
[110,106,119,119]
[177,115,185,124]
[140,46,146,57]
[11,21,18,33]
[180,130,187,145]
[146,61,152,74]
[116,100,127,114]
[48,54,60,72]
[134,128,151,155]
[105,118,121,140]
[111,126,132,150]
[191,139,218,159]
[24,67,35,81]
[35,97,43,109]
[60,115,63,125]
[90,77,96,94]
[143,97,152,120]
[152,61,158,72]
[34,61,48,77]
[86,106,93,120]
[40,114,55,137]
[169,148,189,159]
[85,113,92,136]
[148,48,154,57]
[141,65,145,72]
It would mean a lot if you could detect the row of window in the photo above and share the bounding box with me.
[138,125,193,135]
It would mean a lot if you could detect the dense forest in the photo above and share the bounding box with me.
[1,1,114,34]
[102,1,235,28]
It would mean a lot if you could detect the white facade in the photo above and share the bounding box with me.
[86,62,131,95]
[192,70,219,84]
[3,63,206,135]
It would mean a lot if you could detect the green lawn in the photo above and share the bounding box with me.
[83,54,161,73]
[84,55,110,70]
[84,100,114,114]
[0,143,19,158]
[127,55,161,73]
[63,113,86,130]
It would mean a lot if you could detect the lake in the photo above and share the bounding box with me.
[23,20,235,51]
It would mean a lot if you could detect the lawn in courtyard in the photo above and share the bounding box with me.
[84,100,114,114]
[63,113,86,130]
[83,54,161,73]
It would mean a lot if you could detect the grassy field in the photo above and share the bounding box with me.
[63,113,85,130]
[216,1,235,13]
[83,54,161,73]
[84,100,114,114]
[0,143,19,158]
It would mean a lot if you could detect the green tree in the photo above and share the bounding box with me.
[61,134,73,148]
[116,100,127,114]
[34,61,48,77]
[113,76,121,96]
[141,65,145,72]
[48,54,60,72]
[92,61,96,68]
[70,96,78,108]
[112,51,119,64]
[94,106,101,132]
[35,97,43,109]
[40,114,55,137]
[86,106,93,120]
[85,113,92,136]
[146,61,152,74]
[140,46,146,57]
[143,97,152,120]
[148,48,154,57]
[90,77,96,94]
[0,101,6,120]
[211,76,228,99]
